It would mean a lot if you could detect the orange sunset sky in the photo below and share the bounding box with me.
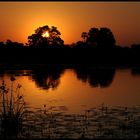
[0,2,140,46]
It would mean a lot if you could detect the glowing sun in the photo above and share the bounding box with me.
[42,31,49,38]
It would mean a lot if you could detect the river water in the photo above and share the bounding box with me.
[1,65,140,114]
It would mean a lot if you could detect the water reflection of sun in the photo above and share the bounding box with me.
[42,31,49,38]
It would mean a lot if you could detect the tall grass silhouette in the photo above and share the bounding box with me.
[0,77,26,138]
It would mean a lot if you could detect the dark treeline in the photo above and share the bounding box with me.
[0,25,140,66]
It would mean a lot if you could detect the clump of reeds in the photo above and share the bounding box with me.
[0,76,26,138]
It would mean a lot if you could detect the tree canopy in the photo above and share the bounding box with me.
[27,25,64,48]
[81,27,116,49]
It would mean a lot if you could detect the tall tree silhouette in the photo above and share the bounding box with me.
[27,25,64,48]
[98,27,116,49]
[87,28,99,48]
[86,27,116,49]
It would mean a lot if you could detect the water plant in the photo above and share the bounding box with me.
[0,77,26,138]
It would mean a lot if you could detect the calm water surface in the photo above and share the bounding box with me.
[1,66,140,114]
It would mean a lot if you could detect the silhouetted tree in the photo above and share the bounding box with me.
[0,41,5,49]
[131,44,140,51]
[5,40,12,48]
[27,25,64,48]
[98,27,116,49]
[75,41,85,49]
[5,40,24,49]
[130,44,140,64]
[87,28,99,48]
[81,32,88,42]
[86,27,116,49]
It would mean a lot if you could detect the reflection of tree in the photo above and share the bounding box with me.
[0,66,65,91]
[31,67,65,90]
[0,65,115,89]
[74,67,116,88]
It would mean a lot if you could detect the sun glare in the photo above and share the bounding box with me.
[42,31,49,38]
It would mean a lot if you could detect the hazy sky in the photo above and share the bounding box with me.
[0,2,140,46]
